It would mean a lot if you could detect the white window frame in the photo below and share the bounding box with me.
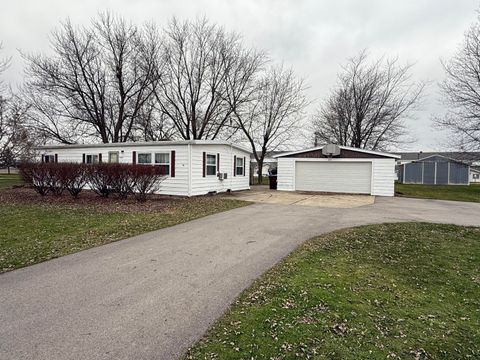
[108,151,119,163]
[236,157,244,176]
[137,153,152,165]
[154,152,170,175]
[206,153,217,176]
[86,154,99,164]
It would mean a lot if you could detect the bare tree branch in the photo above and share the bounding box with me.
[232,65,308,183]
[154,17,266,140]
[313,50,425,151]
[23,12,160,144]
[436,15,480,151]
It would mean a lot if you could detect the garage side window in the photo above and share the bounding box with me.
[137,153,152,165]
[236,157,244,176]
[206,154,217,176]
[155,153,170,175]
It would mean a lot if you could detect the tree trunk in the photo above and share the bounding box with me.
[256,158,264,185]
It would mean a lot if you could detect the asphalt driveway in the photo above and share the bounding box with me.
[1,197,479,360]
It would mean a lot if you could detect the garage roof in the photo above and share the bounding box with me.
[274,145,401,159]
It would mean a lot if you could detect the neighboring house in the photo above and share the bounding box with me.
[37,140,251,196]
[396,151,480,182]
[397,155,470,185]
[250,151,282,177]
[274,145,399,196]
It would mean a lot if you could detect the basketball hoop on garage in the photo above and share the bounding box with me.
[322,144,341,158]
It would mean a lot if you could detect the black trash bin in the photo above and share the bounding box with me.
[268,168,277,190]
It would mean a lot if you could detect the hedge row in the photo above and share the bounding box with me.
[18,163,168,202]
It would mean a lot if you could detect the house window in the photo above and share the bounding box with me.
[206,154,217,176]
[236,157,244,176]
[474,173,479,179]
[44,155,55,163]
[137,153,152,164]
[86,154,99,164]
[108,151,119,163]
[155,153,170,175]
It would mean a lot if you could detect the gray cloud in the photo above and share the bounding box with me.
[0,0,478,150]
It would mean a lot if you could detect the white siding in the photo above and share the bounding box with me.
[190,144,250,196]
[41,144,190,196]
[40,142,250,197]
[277,157,396,196]
[371,159,396,196]
[277,158,296,191]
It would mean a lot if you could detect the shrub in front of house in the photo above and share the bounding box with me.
[18,162,166,201]
[61,163,87,198]
[19,162,51,196]
[131,165,167,202]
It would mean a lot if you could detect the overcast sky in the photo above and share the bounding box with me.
[1,0,478,151]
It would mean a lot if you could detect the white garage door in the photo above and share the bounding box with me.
[295,161,372,194]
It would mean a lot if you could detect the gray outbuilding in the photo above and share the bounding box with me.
[397,155,470,185]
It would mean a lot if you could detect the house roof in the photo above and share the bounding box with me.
[274,145,401,159]
[395,151,480,163]
[36,140,251,154]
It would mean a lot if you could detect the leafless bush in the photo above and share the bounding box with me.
[18,162,50,196]
[131,166,166,202]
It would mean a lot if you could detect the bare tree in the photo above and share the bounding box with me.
[233,65,308,184]
[313,51,425,151]
[23,12,160,144]
[0,45,35,171]
[154,17,265,140]
[436,16,480,150]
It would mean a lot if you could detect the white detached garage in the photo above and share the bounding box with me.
[275,145,399,196]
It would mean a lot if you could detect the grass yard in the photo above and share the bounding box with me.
[185,223,480,360]
[0,193,248,272]
[0,173,23,190]
[395,183,480,203]
[252,176,270,186]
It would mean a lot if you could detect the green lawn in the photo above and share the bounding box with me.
[0,173,23,189]
[185,223,480,360]
[252,176,270,185]
[395,183,480,202]
[0,198,248,273]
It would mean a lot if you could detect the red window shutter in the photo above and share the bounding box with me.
[54,154,58,163]
[244,156,246,176]
[217,153,220,173]
[233,155,237,176]
[132,151,136,165]
[171,150,176,177]
[98,153,102,163]
[82,154,86,163]
[202,152,206,177]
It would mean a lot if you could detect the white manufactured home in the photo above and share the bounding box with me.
[37,140,251,196]
[275,145,400,197]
